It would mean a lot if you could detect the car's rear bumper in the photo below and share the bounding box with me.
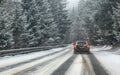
[74,47,90,52]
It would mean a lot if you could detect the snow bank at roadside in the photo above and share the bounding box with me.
[114,48,120,55]
[91,46,112,52]
[0,47,66,68]
[93,46,120,75]
[91,45,120,54]
[94,52,120,75]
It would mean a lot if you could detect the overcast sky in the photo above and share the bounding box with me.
[67,0,79,9]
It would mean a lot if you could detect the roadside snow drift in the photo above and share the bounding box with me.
[92,46,120,75]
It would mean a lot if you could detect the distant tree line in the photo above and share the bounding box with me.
[0,0,71,50]
[70,0,120,46]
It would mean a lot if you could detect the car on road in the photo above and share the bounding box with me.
[73,41,90,54]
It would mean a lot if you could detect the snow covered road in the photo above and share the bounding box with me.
[82,46,120,75]
[91,46,120,75]
[0,45,120,75]
[0,46,84,75]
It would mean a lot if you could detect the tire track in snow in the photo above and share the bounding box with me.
[16,50,71,75]
[0,47,70,72]
[87,53,109,75]
[51,54,76,75]
[0,48,71,75]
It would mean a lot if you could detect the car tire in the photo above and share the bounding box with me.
[87,51,90,54]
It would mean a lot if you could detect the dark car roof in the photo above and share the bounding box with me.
[76,41,86,44]
[76,41,87,43]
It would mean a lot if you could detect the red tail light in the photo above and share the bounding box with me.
[86,44,90,49]
[74,45,77,49]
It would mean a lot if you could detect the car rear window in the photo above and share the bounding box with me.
[77,41,86,45]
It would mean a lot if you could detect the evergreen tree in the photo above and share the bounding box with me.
[94,0,120,45]
[0,7,11,49]
[48,0,71,43]
[112,2,120,44]
[35,0,56,45]
[76,0,120,45]
[11,2,26,48]
[69,7,87,42]
[77,0,100,45]
[0,0,3,4]
[21,0,38,47]
[21,0,57,46]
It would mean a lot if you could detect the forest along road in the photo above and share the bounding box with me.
[0,45,119,75]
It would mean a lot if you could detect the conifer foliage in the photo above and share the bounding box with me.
[73,0,120,45]
[0,0,71,49]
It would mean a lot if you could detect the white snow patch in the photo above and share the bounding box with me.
[0,48,70,75]
[114,48,120,55]
[65,55,83,75]
[91,46,112,52]
[0,47,66,68]
[27,50,73,75]
[94,52,120,75]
